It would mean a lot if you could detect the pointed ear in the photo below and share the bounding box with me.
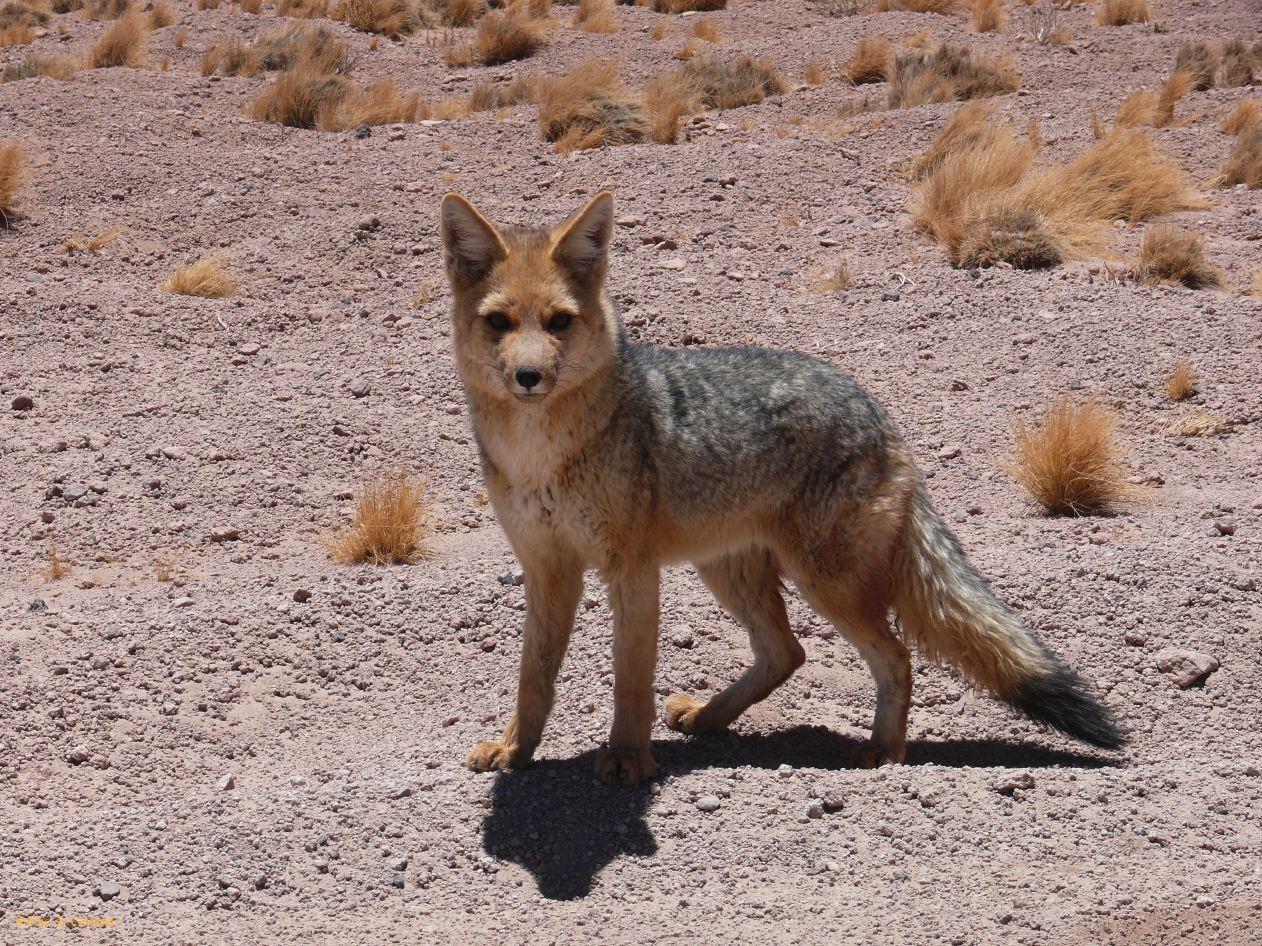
[440,193,508,285]
[551,191,614,283]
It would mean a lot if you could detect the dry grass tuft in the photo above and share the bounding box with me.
[816,258,853,292]
[689,16,719,42]
[172,25,187,47]
[432,0,484,27]
[147,1,175,27]
[88,12,149,68]
[162,255,237,297]
[873,0,958,12]
[803,60,829,85]
[334,0,419,37]
[538,59,647,152]
[969,0,1005,33]
[1115,70,1191,129]
[1005,399,1135,515]
[644,69,700,144]
[3,53,79,81]
[844,36,892,85]
[1137,226,1224,290]
[888,44,1018,109]
[241,0,263,11]
[911,115,1206,268]
[0,25,35,46]
[205,24,346,77]
[1164,359,1197,402]
[325,471,433,565]
[250,64,424,130]
[86,0,133,20]
[0,1,50,28]
[1219,39,1255,88]
[572,0,616,32]
[1218,124,1262,189]
[682,55,789,109]
[1096,0,1149,26]
[1174,42,1216,91]
[1220,98,1259,136]
[0,140,25,227]
[275,0,329,16]
[43,538,71,581]
[475,11,543,64]
[65,224,128,254]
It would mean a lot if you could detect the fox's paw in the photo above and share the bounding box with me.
[664,693,710,735]
[851,741,905,770]
[595,746,657,786]
[466,740,531,773]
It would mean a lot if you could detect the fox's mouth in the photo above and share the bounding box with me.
[512,391,549,403]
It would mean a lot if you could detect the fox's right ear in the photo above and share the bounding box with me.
[440,194,507,285]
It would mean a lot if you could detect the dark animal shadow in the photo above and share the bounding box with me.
[479,725,1115,901]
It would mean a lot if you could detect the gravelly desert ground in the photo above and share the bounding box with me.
[3,1,1262,943]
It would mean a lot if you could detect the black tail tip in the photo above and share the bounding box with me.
[1010,662,1128,751]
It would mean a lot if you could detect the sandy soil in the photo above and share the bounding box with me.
[3,1,1262,943]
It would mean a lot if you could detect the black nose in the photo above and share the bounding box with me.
[515,367,542,390]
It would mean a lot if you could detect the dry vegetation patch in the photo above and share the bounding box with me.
[572,0,616,32]
[1005,399,1136,516]
[325,471,433,566]
[334,0,419,37]
[3,53,79,81]
[682,55,788,110]
[872,0,959,12]
[1219,99,1258,136]
[88,11,149,68]
[276,0,329,15]
[1164,360,1197,402]
[1219,39,1255,88]
[538,59,647,152]
[473,10,543,64]
[0,140,25,226]
[648,0,726,11]
[1218,122,1262,189]
[912,108,1206,269]
[1096,0,1149,26]
[888,44,1018,109]
[844,36,892,84]
[204,24,346,77]
[1137,226,1224,290]
[162,255,237,297]
[1174,42,1216,91]
[1114,70,1191,129]
[968,0,1004,33]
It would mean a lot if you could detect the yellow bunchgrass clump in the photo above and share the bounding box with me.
[572,0,616,32]
[1174,42,1216,91]
[433,0,484,27]
[161,255,237,298]
[1220,99,1259,136]
[650,0,725,10]
[644,69,700,144]
[325,471,433,565]
[888,44,1018,109]
[1164,359,1197,401]
[275,0,329,16]
[537,59,647,153]
[475,10,542,64]
[1136,226,1224,290]
[816,258,853,292]
[1115,71,1191,129]
[844,36,892,85]
[333,0,418,37]
[872,0,958,12]
[1005,399,1136,515]
[969,0,1005,33]
[1218,112,1262,189]
[1168,412,1233,437]
[689,16,719,42]
[250,65,426,130]
[65,224,128,254]
[88,12,149,68]
[911,107,1207,269]
[204,24,346,77]
[1096,0,1149,26]
[43,538,71,581]
[147,1,176,27]
[803,60,829,85]
[3,53,80,81]
[1219,39,1255,88]
[0,140,25,226]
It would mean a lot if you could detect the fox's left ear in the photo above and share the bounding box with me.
[551,191,614,284]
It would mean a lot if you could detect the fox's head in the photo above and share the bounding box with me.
[439,191,620,404]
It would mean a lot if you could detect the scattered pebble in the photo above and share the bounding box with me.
[1156,648,1219,688]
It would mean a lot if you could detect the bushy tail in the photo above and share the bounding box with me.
[893,483,1126,750]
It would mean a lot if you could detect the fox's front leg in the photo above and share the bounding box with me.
[596,565,661,786]
[467,551,583,773]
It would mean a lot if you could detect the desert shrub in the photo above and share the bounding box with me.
[1004,399,1135,515]
[467,73,540,110]
[0,140,24,226]
[1095,0,1149,26]
[0,25,34,45]
[888,44,1018,109]
[1216,124,1262,188]
[52,0,84,11]
[911,100,991,178]
[3,53,80,81]
[88,12,149,68]
[1220,99,1259,135]
[275,0,328,16]
[162,255,237,297]
[147,1,176,27]
[956,205,1065,269]
[538,58,647,152]
[1219,39,1254,88]
[1114,70,1190,129]
[1164,360,1197,401]
[1174,42,1216,91]
[872,0,958,12]
[0,1,49,28]
[572,0,616,31]
[86,0,132,19]
[250,64,424,130]
[1137,226,1224,290]
[682,55,788,109]
[969,0,1004,33]
[644,68,700,143]
[429,0,483,26]
[334,0,419,36]
[803,60,829,85]
[844,36,891,84]
[650,0,725,10]
[205,24,346,77]
[325,471,433,565]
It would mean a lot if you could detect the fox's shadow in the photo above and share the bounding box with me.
[479,725,1114,901]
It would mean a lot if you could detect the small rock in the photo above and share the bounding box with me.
[390,857,408,871]
[96,881,122,901]
[28,599,46,613]
[349,377,371,398]
[293,589,312,603]
[669,624,695,649]
[209,528,240,543]
[11,395,34,411]
[1213,519,1236,536]
[217,774,236,792]
[821,792,844,812]
[938,445,962,460]
[658,258,686,271]
[480,637,496,652]
[390,785,412,800]
[695,795,722,812]
[238,343,260,356]
[1156,648,1218,688]
[881,291,900,302]
[65,747,89,766]
[993,772,1035,795]
[391,874,405,889]
[805,801,825,819]
[777,764,794,778]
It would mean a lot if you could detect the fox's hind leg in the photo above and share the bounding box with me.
[665,548,805,735]
[795,577,911,768]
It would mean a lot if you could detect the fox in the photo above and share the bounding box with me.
[439,190,1126,786]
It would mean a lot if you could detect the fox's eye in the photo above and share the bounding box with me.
[548,310,574,332]
[485,312,511,332]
